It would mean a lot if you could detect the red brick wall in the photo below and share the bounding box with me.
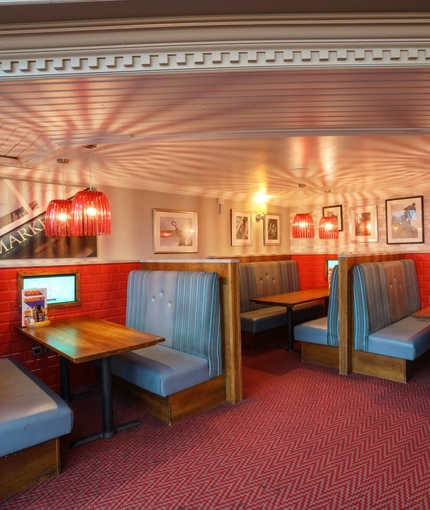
[406,253,430,307]
[0,262,140,393]
[291,254,338,290]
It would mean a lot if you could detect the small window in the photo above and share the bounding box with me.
[325,259,338,280]
[18,268,81,310]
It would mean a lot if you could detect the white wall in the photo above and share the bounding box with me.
[98,186,290,261]
[290,193,430,255]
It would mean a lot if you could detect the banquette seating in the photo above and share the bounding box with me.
[0,357,74,500]
[293,264,339,369]
[107,270,226,425]
[351,259,430,382]
[239,260,324,349]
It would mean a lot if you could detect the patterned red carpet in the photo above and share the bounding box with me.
[2,348,430,510]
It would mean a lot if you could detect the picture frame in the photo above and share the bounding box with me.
[385,195,424,245]
[264,213,281,245]
[231,210,252,246]
[349,205,378,242]
[153,208,198,253]
[322,204,343,231]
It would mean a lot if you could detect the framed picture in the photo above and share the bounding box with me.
[231,210,252,246]
[264,213,281,245]
[385,196,424,244]
[322,204,343,231]
[153,208,198,253]
[349,205,378,242]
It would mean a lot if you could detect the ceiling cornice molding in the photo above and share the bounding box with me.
[1,14,430,79]
[1,40,430,80]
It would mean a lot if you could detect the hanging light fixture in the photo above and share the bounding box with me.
[292,184,315,238]
[71,145,111,236]
[45,159,72,237]
[319,190,339,240]
[319,216,339,239]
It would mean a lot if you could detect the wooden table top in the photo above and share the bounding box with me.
[251,287,330,307]
[411,306,430,321]
[17,316,165,363]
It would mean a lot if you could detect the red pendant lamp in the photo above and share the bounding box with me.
[319,216,339,239]
[45,159,72,237]
[292,213,315,238]
[292,184,315,239]
[71,145,111,236]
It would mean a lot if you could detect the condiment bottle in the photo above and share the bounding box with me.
[36,305,43,322]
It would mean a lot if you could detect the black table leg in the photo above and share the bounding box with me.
[60,355,93,403]
[276,306,300,353]
[287,306,294,352]
[60,356,70,402]
[72,357,141,448]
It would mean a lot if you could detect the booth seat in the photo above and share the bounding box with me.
[107,270,225,425]
[239,260,324,349]
[0,357,74,500]
[293,265,339,368]
[352,259,430,382]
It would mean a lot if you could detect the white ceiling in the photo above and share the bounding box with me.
[1,65,430,207]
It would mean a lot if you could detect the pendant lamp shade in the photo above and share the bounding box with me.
[71,190,111,236]
[319,216,339,240]
[45,199,73,237]
[292,213,315,239]
[44,158,73,237]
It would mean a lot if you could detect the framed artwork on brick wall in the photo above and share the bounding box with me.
[349,205,378,242]
[263,213,281,245]
[153,208,198,253]
[385,195,424,244]
[231,210,252,246]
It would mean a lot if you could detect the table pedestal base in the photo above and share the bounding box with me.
[69,357,142,448]
[71,419,142,448]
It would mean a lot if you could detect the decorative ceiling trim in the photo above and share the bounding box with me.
[1,42,430,79]
[1,14,430,79]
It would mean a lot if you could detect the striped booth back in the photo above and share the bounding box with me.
[126,270,222,379]
[352,259,420,352]
[327,264,339,347]
[239,260,301,313]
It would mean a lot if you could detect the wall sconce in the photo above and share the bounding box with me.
[255,201,267,222]
[255,212,266,222]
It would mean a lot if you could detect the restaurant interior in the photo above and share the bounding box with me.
[2,1,430,508]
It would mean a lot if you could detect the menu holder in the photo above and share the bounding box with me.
[26,320,51,328]
[21,288,48,327]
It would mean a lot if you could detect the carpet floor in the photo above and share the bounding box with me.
[2,347,430,510]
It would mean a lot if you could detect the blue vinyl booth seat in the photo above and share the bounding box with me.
[102,270,225,424]
[294,264,339,347]
[353,259,430,361]
[239,260,324,349]
[0,357,74,458]
[0,357,74,500]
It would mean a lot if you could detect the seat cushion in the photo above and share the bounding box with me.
[294,317,329,345]
[108,345,209,397]
[0,358,74,457]
[368,316,430,360]
[241,306,287,333]
[240,302,324,334]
